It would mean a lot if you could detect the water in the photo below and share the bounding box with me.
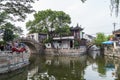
[0,51,120,80]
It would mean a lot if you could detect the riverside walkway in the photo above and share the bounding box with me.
[0,51,30,74]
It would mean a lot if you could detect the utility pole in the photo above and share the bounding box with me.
[113,22,117,32]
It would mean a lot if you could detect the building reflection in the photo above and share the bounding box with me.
[0,52,120,80]
[27,53,120,80]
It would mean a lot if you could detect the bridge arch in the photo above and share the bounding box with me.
[15,38,43,54]
[20,41,38,54]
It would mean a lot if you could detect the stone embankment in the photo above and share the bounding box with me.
[45,48,86,56]
[104,47,120,58]
[0,51,30,74]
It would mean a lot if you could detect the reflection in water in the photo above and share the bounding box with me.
[0,66,28,80]
[0,51,120,80]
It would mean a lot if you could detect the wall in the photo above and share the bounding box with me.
[45,48,86,56]
[61,41,70,49]
[53,41,70,49]
[53,42,60,48]
[45,43,52,48]
[27,33,39,42]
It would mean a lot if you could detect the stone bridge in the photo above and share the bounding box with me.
[86,42,94,50]
[15,38,44,54]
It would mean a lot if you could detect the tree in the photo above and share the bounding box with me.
[0,22,23,42]
[110,0,120,16]
[106,35,114,41]
[0,0,39,21]
[55,25,70,37]
[26,9,71,38]
[0,22,23,35]
[0,12,9,26]
[0,11,23,37]
[3,28,14,42]
[94,32,107,46]
[81,0,86,3]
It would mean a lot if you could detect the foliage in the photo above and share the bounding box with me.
[96,57,106,75]
[1,22,23,35]
[0,12,9,26]
[3,28,14,42]
[82,0,119,17]
[110,0,120,16]
[74,40,79,48]
[26,9,71,37]
[55,25,70,36]
[0,0,39,21]
[0,41,6,45]
[0,15,23,42]
[81,0,86,3]
[0,12,23,40]
[26,9,71,33]
[106,35,114,41]
[94,33,107,46]
[13,34,20,39]
[43,37,53,43]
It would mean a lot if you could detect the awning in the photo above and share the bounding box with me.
[102,41,113,45]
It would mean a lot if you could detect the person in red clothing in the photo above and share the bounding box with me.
[11,42,26,53]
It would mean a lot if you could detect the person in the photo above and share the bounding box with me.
[0,44,4,51]
[11,42,26,53]
[14,41,19,48]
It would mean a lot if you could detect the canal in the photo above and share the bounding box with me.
[0,51,120,80]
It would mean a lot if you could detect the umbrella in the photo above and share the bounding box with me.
[102,41,113,45]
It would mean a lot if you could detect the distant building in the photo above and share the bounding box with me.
[70,24,84,39]
[83,34,95,42]
[27,24,85,49]
[27,33,47,42]
[49,24,84,49]
[113,29,120,40]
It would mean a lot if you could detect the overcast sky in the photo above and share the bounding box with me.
[16,0,120,36]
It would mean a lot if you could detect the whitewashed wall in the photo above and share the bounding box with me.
[45,43,52,48]
[61,41,70,49]
[27,33,39,42]
[53,42,61,48]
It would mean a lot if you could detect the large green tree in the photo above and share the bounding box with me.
[26,9,71,36]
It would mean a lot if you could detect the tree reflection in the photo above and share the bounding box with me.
[34,56,87,80]
[1,53,120,80]
[0,67,28,80]
[96,56,106,75]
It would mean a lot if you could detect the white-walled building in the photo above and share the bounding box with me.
[83,34,95,42]
[27,33,39,42]
[27,24,85,49]
[53,36,74,49]
[27,33,47,42]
